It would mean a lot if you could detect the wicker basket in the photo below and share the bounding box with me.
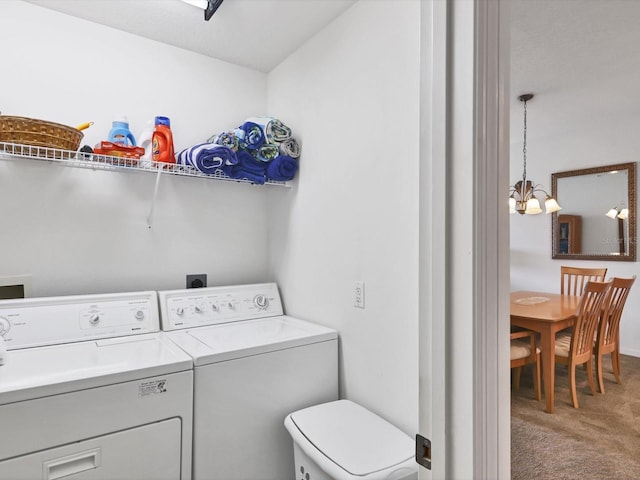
[0,115,83,158]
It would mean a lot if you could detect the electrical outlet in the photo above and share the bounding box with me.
[354,281,365,309]
[186,274,207,289]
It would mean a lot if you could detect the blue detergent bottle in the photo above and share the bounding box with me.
[108,115,136,146]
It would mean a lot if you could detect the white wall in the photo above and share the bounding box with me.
[266,0,420,435]
[1,1,271,296]
[2,0,421,437]
[510,97,640,356]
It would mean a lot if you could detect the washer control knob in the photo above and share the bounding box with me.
[194,306,203,314]
[135,310,145,320]
[0,317,10,335]
[176,307,185,316]
[253,295,269,309]
[89,314,100,325]
[227,302,235,310]
[211,303,219,312]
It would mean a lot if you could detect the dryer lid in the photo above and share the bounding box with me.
[288,400,413,476]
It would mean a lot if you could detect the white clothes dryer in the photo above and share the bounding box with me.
[158,283,338,480]
[0,291,193,480]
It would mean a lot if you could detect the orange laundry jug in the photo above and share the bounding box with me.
[152,116,175,164]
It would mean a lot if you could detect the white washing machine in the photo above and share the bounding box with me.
[158,283,338,480]
[0,291,194,480]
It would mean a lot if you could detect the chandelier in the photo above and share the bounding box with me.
[509,93,561,215]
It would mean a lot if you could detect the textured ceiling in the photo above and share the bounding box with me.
[510,0,640,141]
[24,0,357,73]
[24,0,638,136]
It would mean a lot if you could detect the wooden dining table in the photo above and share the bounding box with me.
[510,291,581,413]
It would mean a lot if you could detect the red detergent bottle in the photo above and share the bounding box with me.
[152,116,175,164]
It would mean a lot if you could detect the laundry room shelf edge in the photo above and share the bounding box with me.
[0,142,290,187]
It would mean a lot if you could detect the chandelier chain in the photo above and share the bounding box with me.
[522,98,527,183]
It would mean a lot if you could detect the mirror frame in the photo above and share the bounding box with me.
[551,162,637,261]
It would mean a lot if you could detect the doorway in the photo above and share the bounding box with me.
[509,1,640,477]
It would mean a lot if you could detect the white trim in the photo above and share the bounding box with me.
[472,0,511,478]
[448,0,476,476]
[418,0,510,478]
[418,0,448,477]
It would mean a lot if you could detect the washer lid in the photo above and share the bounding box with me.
[0,333,192,405]
[289,400,413,476]
[165,315,337,366]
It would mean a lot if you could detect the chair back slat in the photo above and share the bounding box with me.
[561,266,607,296]
[598,276,636,349]
[571,280,613,359]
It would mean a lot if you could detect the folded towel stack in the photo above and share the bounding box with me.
[204,116,301,183]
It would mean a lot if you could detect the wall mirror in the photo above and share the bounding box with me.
[552,162,636,261]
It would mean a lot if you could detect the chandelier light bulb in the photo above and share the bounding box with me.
[544,196,562,214]
[606,208,619,219]
[525,197,542,215]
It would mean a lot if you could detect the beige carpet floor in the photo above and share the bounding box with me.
[511,354,640,479]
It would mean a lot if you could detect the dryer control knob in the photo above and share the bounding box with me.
[176,307,185,316]
[211,303,219,312]
[89,314,100,325]
[253,295,269,309]
[227,302,235,310]
[0,317,10,335]
[194,306,203,314]
[135,310,145,320]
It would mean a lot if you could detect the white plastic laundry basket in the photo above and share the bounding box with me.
[284,400,418,480]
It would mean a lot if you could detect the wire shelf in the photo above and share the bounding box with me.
[0,142,289,187]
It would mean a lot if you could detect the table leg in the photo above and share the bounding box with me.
[539,325,555,413]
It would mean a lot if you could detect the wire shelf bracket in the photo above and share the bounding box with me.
[0,142,291,228]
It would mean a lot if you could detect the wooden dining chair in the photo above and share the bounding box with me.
[595,276,636,394]
[560,266,608,295]
[510,330,541,401]
[554,279,613,408]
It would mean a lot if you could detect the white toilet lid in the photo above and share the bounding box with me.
[288,400,414,476]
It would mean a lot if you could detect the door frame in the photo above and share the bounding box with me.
[418,0,510,478]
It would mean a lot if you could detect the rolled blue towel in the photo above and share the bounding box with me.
[221,150,266,184]
[266,154,298,181]
[177,143,238,175]
[245,116,292,144]
[238,121,265,150]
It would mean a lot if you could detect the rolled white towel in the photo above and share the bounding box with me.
[279,138,301,158]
